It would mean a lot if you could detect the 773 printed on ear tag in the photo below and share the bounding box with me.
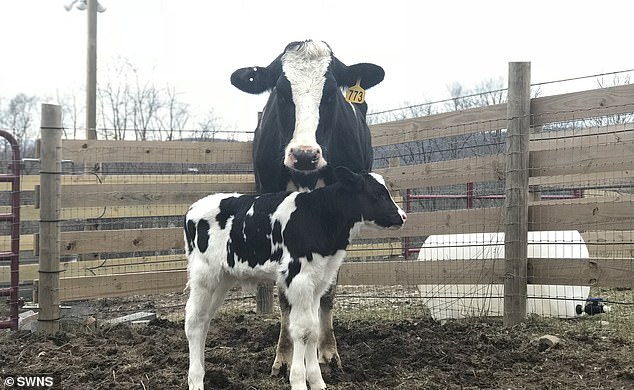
[345,80,366,104]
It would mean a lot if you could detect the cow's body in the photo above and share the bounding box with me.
[231,40,384,372]
[185,167,406,390]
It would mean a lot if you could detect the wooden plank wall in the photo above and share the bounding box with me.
[3,84,633,301]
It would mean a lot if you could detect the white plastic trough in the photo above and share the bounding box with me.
[417,230,591,320]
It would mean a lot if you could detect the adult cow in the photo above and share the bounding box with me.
[231,39,384,374]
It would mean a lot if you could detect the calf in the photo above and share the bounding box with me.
[184,167,406,390]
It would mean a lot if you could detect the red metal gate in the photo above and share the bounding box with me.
[0,130,21,330]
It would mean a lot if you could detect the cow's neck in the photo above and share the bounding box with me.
[285,166,333,192]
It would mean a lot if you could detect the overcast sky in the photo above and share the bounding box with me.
[1,0,633,133]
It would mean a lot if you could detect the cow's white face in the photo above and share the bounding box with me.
[280,41,331,172]
[231,39,385,181]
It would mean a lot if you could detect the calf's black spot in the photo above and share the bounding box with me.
[196,219,210,253]
[184,218,196,253]
[285,257,301,287]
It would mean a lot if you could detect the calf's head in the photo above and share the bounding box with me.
[231,40,384,173]
[334,166,407,229]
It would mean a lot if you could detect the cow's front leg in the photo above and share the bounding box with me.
[318,284,342,371]
[271,292,293,376]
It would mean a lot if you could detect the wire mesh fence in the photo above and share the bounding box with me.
[0,81,632,333]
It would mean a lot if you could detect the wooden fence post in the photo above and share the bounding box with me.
[254,110,275,314]
[503,62,531,327]
[38,104,63,334]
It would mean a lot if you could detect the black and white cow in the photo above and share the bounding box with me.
[231,39,384,373]
[184,167,406,390]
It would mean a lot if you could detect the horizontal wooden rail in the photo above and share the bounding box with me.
[6,242,402,285]
[33,257,634,302]
[531,138,634,178]
[1,254,186,285]
[54,139,253,165]
[3,226,629,263]
[34,270,188,302]
[368,196,634,239]
[3,204,189,221]
[370,104,507,147]
[529,170,634,188]
[377,155,505,190]
[531,84,634,126]
[530,198,634,231]
[54,182,256,208]
[0,174,256,192]
[530,124,634,151]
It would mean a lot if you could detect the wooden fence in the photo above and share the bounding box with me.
[1,69,633,311]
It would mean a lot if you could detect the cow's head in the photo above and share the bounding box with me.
[231,40,384,173]
[334,166,407,230]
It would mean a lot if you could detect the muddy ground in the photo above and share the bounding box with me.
[1,291,633,390]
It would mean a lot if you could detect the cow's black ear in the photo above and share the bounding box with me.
[231,66,276,94]
[334,166,363,190]
[332,57,385,90]
[348,63,385,89]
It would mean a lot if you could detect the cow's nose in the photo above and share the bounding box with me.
[290,147,321,171]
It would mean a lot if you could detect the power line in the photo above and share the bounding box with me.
[532,68,634,87]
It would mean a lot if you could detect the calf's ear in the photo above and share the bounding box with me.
[332,57,385,90]
[334,166,363,191]
[231,66,277,94]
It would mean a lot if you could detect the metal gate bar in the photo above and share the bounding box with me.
[0,130,21,330]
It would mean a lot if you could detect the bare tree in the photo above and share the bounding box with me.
[128,66,162,141]
[197,109,223,140]
[156,86,190,141]
[0,93,39,157]
[367,99,437,125]
[446,78,507,111]
[56,90,81,139]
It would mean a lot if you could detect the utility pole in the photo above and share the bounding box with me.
[65,0,106,139]
[86,0,98,140]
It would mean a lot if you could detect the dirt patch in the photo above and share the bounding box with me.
[1,306,633,389]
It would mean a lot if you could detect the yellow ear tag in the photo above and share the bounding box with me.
[345,80,366,104]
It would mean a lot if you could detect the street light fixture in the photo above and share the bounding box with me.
[65,0,106,140]
[64,0,106,13]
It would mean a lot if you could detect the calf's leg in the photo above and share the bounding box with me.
[318,283,342,370]
[185,276,235,390]
[273,283,342,377]
[305,296,327,390]
[287,291,325,390]
[271,292,293,376]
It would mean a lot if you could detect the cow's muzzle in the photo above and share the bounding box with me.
[285,146,327,172]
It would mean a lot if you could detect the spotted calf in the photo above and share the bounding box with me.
[184,167,406,390]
